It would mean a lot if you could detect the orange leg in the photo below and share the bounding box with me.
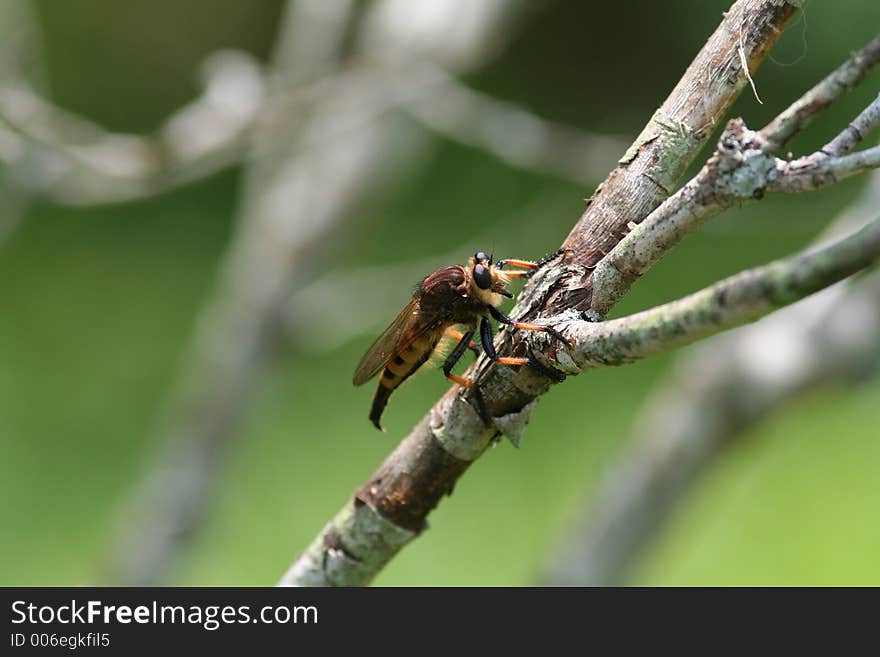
[479,319,534,367]
[497,258,539,270]
[510,321,573,347]
[498,250,570,279]
[512,321,551,332]
[495,356,529,366]
[480,316,565,382]
[488,307,573,347]
[498,249,569,272]
[456,312,566,428]
[445,372,474,388]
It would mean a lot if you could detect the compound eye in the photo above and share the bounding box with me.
[474,251,488,262]
[473,263,491,290]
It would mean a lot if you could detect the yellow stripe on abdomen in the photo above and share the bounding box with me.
[380,337,436,389]
[370,333,442,430]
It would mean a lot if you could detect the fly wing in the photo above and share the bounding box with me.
[353,297,433,385]
[353,264,465,386]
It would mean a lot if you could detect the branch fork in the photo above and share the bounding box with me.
[524,110,880,376]
[280,6,880,587]
[586,34,880,317]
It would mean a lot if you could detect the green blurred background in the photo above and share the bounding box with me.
[1,0,879,586]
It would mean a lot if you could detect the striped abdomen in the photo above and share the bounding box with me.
[369,333,440,430]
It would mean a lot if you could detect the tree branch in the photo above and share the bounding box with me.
[543,0,803,310]
[760,36,880,151]
[589,34,880,315]
[280,0,805,587]
[822,91,880,158]
[540,171,880,585]
[554,216,880,369]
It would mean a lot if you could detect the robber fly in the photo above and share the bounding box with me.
[353,250,569,430]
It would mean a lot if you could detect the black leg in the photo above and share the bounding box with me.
[526,349,565,382]
[488,306,513,325]
[487,306,567,381]
[538,324,569,345]
[443,328,475,376]
[444,325,491,426]
[481,316,531,369]
[480,317,497,360]
[534,248,570,269]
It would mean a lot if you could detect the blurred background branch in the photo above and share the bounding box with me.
[403,65,627,185]
[0,0,44,244]
[0,10,624,211]
[0,49,263,206]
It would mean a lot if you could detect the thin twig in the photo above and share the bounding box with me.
[555,217,880,369]
[759,34,880,151]
[770,143,880,192]
[589,33,880,315]
[538,0,802,311]
[823,92,880,157]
